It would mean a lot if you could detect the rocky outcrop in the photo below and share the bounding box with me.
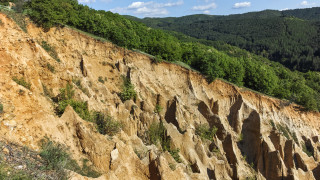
[0,13,319,180]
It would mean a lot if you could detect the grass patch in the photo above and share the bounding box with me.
[57,84,121,136]
[47,63,55,73]
[41,41,61,62]
[95,112,122,136]
[40,138,101,179]
[154,104,162,114]
[0,103,3,114]
[56,83,93,121]
[12,76,31,89]
[42,84,54,98]
[0,162,33,180]
[72,78,90,97]
[302,143,313,157]
[195,124,217,141]
[98,76,104,83]
[0,8,27,32]
[119,76,136,102]
[147,121,182,163]
[275,124,299,144]
[276,124,290,140]
[169,163,176,171]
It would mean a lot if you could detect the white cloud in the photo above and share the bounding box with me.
[300,1,315,6]
[111,1,183,17]
[192,3,217,11]
[280,8,289,11]
[233,2,251,9]
[100,0,112,2]
[79,0,96,3]
[203,10,210,14]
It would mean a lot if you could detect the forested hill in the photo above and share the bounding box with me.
[2,0,320,111]
[129,7,320,72]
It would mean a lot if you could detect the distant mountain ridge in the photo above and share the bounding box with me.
[128,7,320,72]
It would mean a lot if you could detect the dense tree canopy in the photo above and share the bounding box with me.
[134,8,320,72]
[14,0,320,111]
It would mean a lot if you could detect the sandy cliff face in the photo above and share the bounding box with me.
[0,13,320,179]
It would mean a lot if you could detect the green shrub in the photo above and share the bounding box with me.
[58,99,93,121]
[94,112,122,136]
[0,103,3,114]
[41,41,61,62]
[238,133,244,142]
[195,124,217,141]
[119,76,136,102]
[154,104,162,114]
[169,163,176,171]
[147,121,170,151]
[47,63,55,73]
[56,84,93,121]
[98,76,104,83]
[12,76,31,89]
[40,138,70,171]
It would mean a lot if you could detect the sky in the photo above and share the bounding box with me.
[78,0,320,18]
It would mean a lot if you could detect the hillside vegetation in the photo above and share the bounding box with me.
[4,0,319,110]
[133,8,320,72]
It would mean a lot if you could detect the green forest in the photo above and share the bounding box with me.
[1,0,320,111]
[133,8,320,72]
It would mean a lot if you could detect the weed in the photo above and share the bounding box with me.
[102,61,107,66]
[147,122,182,163]
[94,112,122,136]
[154,104,163,114]
[147,121,170,151]
[169,163,176,171]
[39,138,69,179]
[119,76,136,102]
[12,76,31,89]
[98,76,104,83]
[42,84,53,98]
[238,133,244,142]
[302,143,313,157]
[41,41,61,62]
[269,120,275,129]
[250,162,254,168]
[0,103,3,114]
[47,63,55,73]
[72,78,90,97]
[195,124,217,141]
[276,124,290,140]
[169,149,182,163]
[292,132,299,144]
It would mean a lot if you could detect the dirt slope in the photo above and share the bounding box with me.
[0,13,320,179]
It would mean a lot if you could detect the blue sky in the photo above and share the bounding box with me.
[78,0,320,18]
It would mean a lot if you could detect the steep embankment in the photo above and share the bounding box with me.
[0,13,320,179]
